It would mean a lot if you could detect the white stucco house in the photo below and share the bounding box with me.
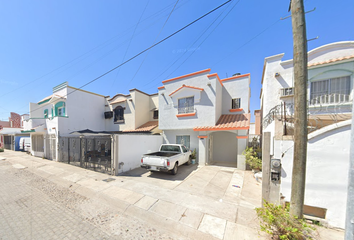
[260,41,354,228]
[158,68,251,169]
[105,88,161,134]
[22,82,107,160]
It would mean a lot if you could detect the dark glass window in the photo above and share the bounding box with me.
[153,110,158,119]
[114,106,124,123]
[232,98,241,109]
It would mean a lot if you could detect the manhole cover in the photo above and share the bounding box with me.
[102,178,116,182]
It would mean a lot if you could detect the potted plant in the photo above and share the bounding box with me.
[243,147,262,171]
[190,149,196,164]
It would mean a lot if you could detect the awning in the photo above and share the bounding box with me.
[70,129,113,136]
[194,114,250,131]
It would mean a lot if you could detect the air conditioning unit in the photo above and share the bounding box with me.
[104,111,113,119]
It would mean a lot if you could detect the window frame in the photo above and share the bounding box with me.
[177,96,194,114]
[310,76,351,104]
[44,109,48,118]
[153,110,158,119]
[176,135,190,150]
[231,98,241,109]
[114,106,125,124]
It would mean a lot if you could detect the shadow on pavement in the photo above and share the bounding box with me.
[119,163,199,181]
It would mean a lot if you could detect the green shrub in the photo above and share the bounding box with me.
[243,147,262,170]
[0,148,4,152]
[256,200,314,240]
[190,149,197,159]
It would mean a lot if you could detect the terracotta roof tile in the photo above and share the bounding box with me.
[308,55,354,67]
[193,114,250,131]
[123,121,158,133]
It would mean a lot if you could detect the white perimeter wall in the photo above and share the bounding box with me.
[274,122,351,228]
[116,134,162,174]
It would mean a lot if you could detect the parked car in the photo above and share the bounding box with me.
[141,144,191,175]
[19,137,31,152]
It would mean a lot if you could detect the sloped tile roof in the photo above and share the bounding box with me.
[308,54,354,67]
[193,114,250,131]
[123,121,158,133]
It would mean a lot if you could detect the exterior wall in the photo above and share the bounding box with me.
[222,75,250,114]
[254,110,261,135]
[159,72,217,130]
[215,79,223,123]
[212,131,237,163]
[274,121,351,228]
[162,129,199,157]
[134,90,150,129]
[115,134,163,174]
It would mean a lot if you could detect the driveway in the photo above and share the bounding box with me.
[1,151,265,239]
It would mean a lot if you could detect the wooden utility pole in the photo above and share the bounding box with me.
[289,0,308,218]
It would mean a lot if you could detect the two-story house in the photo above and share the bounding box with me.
[22,82,107,160]
[158,68,251,169]
[105,88,160,134]
[260,41,354,228]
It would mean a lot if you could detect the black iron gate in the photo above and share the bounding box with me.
[59,136,112,174]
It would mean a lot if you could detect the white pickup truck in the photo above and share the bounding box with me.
[141,144,192,175]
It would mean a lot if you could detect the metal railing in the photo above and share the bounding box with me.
[310,94,350,105]
[178,106,195,114]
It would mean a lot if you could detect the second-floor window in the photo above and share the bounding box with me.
[310,76,351,104]
[44,109,48,118]
[178,97,194,114]
[232,98,241,109]
[153,110,158,119]
[114,106,124,123]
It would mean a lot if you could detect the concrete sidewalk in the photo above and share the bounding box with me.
[1,151,343,239]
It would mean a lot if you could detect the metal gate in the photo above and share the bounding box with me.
[4,136,12,150]
[59,136,112,174]
[45,135,56,160]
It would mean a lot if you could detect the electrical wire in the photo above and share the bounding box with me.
[125,0,180,90]
[24,0,232,116]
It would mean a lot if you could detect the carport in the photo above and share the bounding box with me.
[194,114,250,170]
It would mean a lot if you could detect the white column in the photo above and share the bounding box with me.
[198,137,207,166]
[237,138,247,170]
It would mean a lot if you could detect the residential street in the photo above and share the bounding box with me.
[0,151,344,239]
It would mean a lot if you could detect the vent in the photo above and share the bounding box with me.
[104,111,113,119]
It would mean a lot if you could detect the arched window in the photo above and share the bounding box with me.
[114,106,124,123]
[54,101,66,117]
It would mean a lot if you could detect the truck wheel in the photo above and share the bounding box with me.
[171,163,178,175]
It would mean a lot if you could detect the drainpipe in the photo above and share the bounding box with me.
[345,97,354,240]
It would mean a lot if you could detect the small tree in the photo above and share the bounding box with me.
[243,147,262,170]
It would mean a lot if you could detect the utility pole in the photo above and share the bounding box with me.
[289,0,308,218]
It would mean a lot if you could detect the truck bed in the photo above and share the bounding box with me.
[143,151,179,157]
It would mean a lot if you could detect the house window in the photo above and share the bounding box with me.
[54,101,66,117]
[232,98,241,109]
[176,135,190,150]
[153,110,158,119]
[280,87,294,97]
[310,76,351,104]
[44,109,48,118]
[58,107,64,116]
[114,106,124,123]
[178,97,194,114]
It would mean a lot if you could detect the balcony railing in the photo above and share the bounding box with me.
[310,94,350,106]
[178,106,195,114]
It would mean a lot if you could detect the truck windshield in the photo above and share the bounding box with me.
[160,145,181,153]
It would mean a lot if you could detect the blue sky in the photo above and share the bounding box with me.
[0,0,353,122]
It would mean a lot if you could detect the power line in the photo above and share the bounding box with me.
[110,0,150,92]
[125,0,180,89]
[141,0,237,90]
[25,0,232,116]
[0,0,189,100]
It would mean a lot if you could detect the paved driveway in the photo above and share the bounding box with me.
[0,151,265,240]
